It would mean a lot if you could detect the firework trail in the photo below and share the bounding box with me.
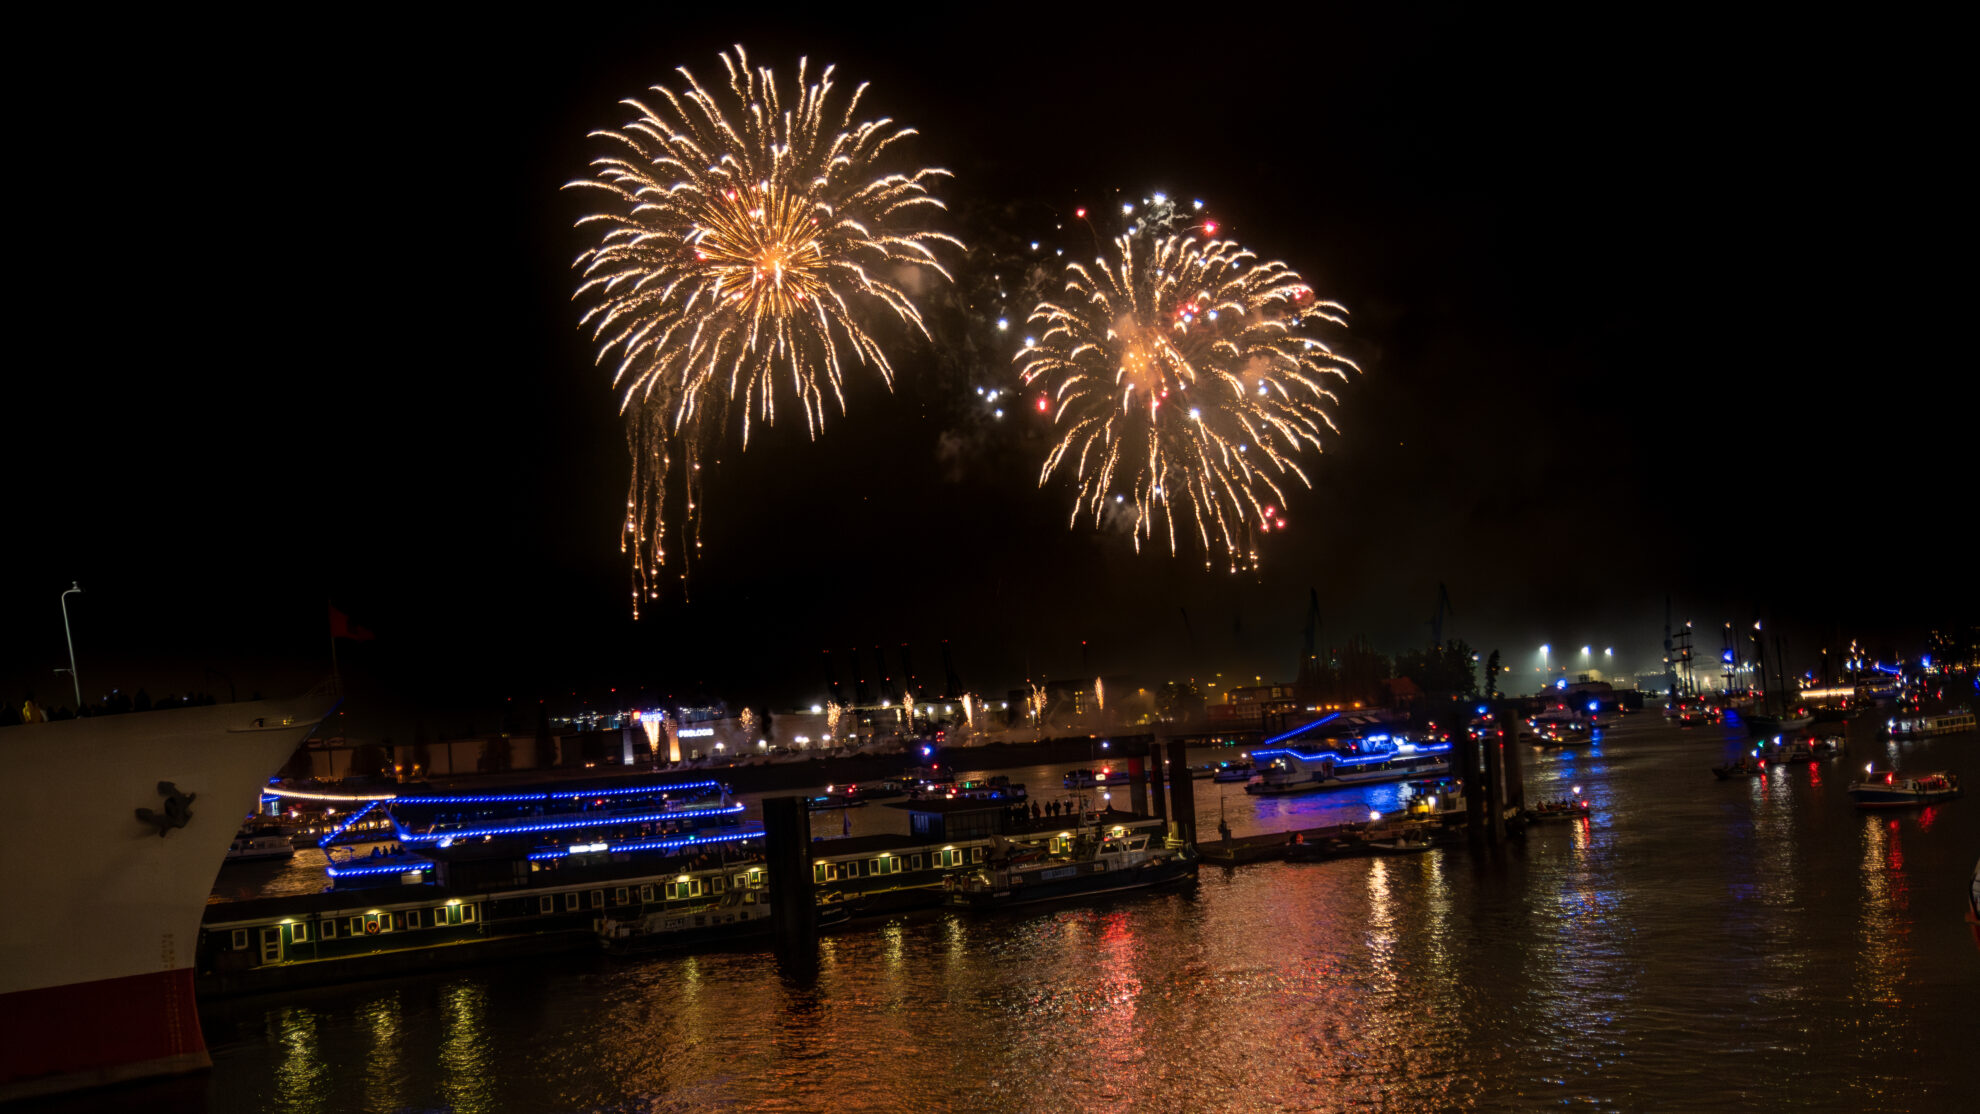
[570,46,959,613]
[1014,197,1355,571]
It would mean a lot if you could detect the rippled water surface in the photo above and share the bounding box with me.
[164,718,1980,1110]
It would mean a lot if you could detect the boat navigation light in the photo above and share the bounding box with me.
[1368,810,1381,823]
[1572,786,1581,795]
[1865,763,1873,776]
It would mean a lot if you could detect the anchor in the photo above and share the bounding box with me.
[135,781,197,836]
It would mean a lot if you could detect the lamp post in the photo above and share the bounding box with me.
[59,582,83,710]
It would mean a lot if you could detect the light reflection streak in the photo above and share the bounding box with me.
[439,981,494,1113]
[271,1006,328,1114]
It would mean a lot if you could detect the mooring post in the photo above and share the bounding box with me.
[1165,738,1197,846]
[1461,727,1485,843]
[1146,736,1169,826]
[1127,754,1149,816]
[1483,729,1507,846]
[1497,708,1527,815]
[761,795,816,957]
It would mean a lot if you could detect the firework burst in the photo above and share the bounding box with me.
[570,46,958,613]
[1015,203,1355,570]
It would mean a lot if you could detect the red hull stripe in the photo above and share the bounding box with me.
[0,968,208,1099]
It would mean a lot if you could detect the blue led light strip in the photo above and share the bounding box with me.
[526,828,762,862]
[1251,742,1452,764]
[401,802,746,844]
[390,779,725,806]
[318,800,381,848]
[326,861,434,879]
[1260,712,1343,747]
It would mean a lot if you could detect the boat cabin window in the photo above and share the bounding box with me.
[813,863,828,884]
[868,858,881,875]
[590,890,604,909]
[845,861,860,878]
[349,917,364,936]
[748,868,763,884]
[231,929,248,950]
[1128,837,1148,851]
[406,910,421,929]
[541,895,555,914]
[565,892,580,912]
[615,887,629,905]
[970,847,984,863]
[640,885,655,903]
[288,922,307,943]
[461,904,476,924]
[320,920,334,939]
[911,854,924,870]
[710,877,725,894]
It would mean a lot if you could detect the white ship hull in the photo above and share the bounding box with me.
[0,692,334,1101]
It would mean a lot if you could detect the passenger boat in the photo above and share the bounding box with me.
[1745,711,1816,738]
[1244,734,1452,796]
[1885,709,1977,737]
[0,687,339,1102]
[945,828,1195,908]
[224,823,299,862]
[1210,762,1254,783]
[1847,768,1964,808]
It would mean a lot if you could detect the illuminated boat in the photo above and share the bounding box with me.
[1524,788,1590,821]
[223,823,299,862]
[0,688,337,1102]
[197,776,762,993]
[944,827,1194,908]
[1063,768,1113,789]
[1243,734,1453,796]
[1846,768,1963,808]
[1210,762,1254,783]
[1885,709,1977,737]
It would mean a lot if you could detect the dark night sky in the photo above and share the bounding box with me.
[11,9,1970,730]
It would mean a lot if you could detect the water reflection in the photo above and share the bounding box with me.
[167,717,1976,1113]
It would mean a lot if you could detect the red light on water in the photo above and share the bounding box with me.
[1075,207,1087,219]
[1036,396,1049,412]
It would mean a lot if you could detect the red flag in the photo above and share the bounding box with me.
[329,605,374,642]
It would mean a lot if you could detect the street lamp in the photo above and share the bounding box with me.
[58,582,82,710]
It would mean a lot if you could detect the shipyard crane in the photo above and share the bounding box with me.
[1429,583,1453,646]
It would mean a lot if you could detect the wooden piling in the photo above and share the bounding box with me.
[1497,708,1527,814]
[1127,755,1149,816]
[1484,731,1507,846]
[761,795,816,957]
[1147,740,1169,826]
[1165,738,1197,845]
[1461,729,1485,843]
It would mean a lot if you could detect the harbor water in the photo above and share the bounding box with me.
[145,717,1980,1109]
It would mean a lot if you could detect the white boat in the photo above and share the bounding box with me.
[224,825,298,862]
[1846,768,1963,808]
[1886,709,1976,737]
[0,688,336,1101]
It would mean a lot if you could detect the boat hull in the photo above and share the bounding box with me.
[1847,788,1964,808]
[948,858,1196,909]
[0,695,333,1101]
[1245,760,1446,795]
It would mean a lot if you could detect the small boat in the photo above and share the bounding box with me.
[597,888,772,954]
[804,793,866,811]
[1847,768,1963,808]
[945,830,1194,908]
[1764,735,1839,764]
[1525,789,1590,822]
[1063,768,1116,790]
[225,824,299,862]
[1364,829,1437,855]
[1210,763,1253,783]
